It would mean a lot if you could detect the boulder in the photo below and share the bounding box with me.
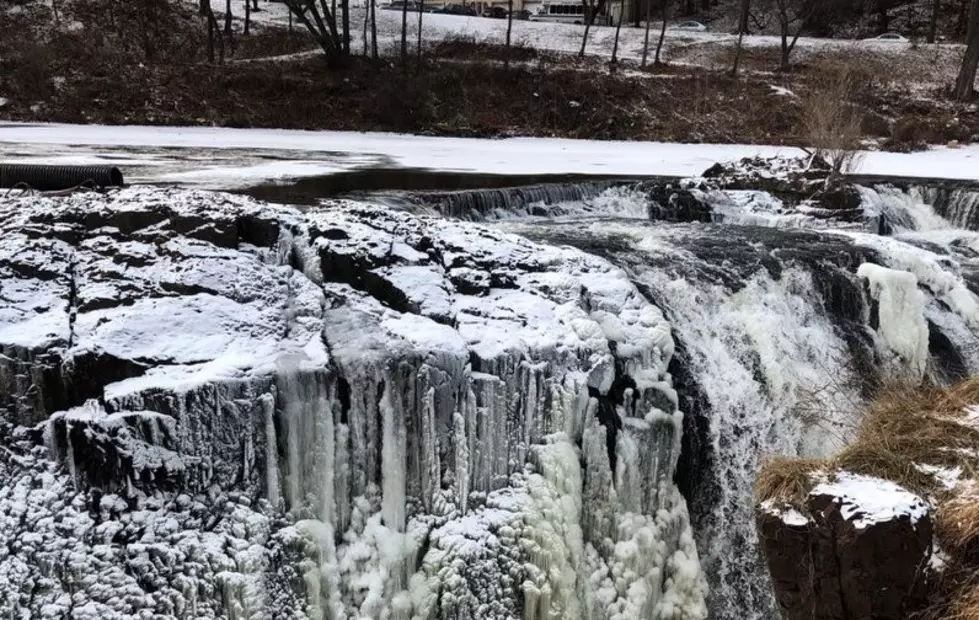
[757,472,932,620]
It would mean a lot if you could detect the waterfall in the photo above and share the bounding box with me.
[914,185,979,231]
[3,181,978,620]
[494,184,979,619]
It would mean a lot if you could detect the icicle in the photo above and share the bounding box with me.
[334,421,351,534]
[453,412,469,515]
[313,391,336,525]
[285,390,303,512]
[380,378,406,533]
[260,392,281,509]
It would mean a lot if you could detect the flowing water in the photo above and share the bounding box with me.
[369,178,979,619]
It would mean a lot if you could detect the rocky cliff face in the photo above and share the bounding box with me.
[757,473,934,620]
[0,187,707,619]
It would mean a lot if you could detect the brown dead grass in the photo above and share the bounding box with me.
[756,377,979,508]
[937,493,979,555]
[754,457,826,506]
[834,380,979,496]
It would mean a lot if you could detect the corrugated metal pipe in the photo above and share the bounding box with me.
[0,164,124,191]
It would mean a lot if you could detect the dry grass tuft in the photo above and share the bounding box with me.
[755,457,826,506]
[831,379,979,496]
[942,578,979,620]
[937,494,979,555]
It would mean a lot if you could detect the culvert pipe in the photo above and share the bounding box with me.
[0,164,125,191]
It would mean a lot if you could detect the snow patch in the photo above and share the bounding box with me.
[810,472,929,530]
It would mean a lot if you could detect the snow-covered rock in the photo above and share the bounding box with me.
[757,473,933,620]
[0,187,707,619]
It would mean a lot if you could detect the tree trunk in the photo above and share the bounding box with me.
[200,0,208,17]
[401,0,409,68]
[928,0,940,42]
[225,0,232,34]
[640,0,654,66]
[417,0,425,68]
[611,0,625,68]
[342,0,350,54]
[654,0,668,64]
[730,0,748,75]
[208,8,216,62]
[363,0,371,55]
[955,0,979,100]
[371,0,379,58]
[780,33,793,70]
[579,0,607,57]
[505,0,515,69]
[208,9,225,62]
[244,0,250,35]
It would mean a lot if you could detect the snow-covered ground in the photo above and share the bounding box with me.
[2,122,979,189]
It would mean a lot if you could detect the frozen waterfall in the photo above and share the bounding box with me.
[2,177,978,620]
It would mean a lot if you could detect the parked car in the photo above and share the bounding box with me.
[869,32,909,42]
[669,20,708,32]
[481,6,508,18]
[433,4,477,14]
[513,8,531,19]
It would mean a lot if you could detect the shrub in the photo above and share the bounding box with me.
[800,61,865,182]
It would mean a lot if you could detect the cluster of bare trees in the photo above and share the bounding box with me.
[205,0,979,101]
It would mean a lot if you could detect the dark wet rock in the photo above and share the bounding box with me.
[757,475,932,620]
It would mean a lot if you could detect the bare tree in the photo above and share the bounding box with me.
[505,0,515,69]
[281,0,346,61]
[928,0,940,43]
[370,0,378,58]
[225,0,233,33]
[401,0,409,67]
[955,0,979,100]
[244,0,251,35]
[417,0,425,68]
[342,0,350,54]
[802,63,864,185]
[773,0,812,71]
[207,8,226,63]
[730,0,749,75]
[579,0,609,57]
[653,0,669,64]
[640,0,654,66]
[610,0,625,68]
[363,0,371,55]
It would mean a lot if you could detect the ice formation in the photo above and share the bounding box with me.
[0,187,707,620]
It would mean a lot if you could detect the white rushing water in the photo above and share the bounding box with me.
[491,181,979,619]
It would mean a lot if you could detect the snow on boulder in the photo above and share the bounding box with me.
[757,472,933,620]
